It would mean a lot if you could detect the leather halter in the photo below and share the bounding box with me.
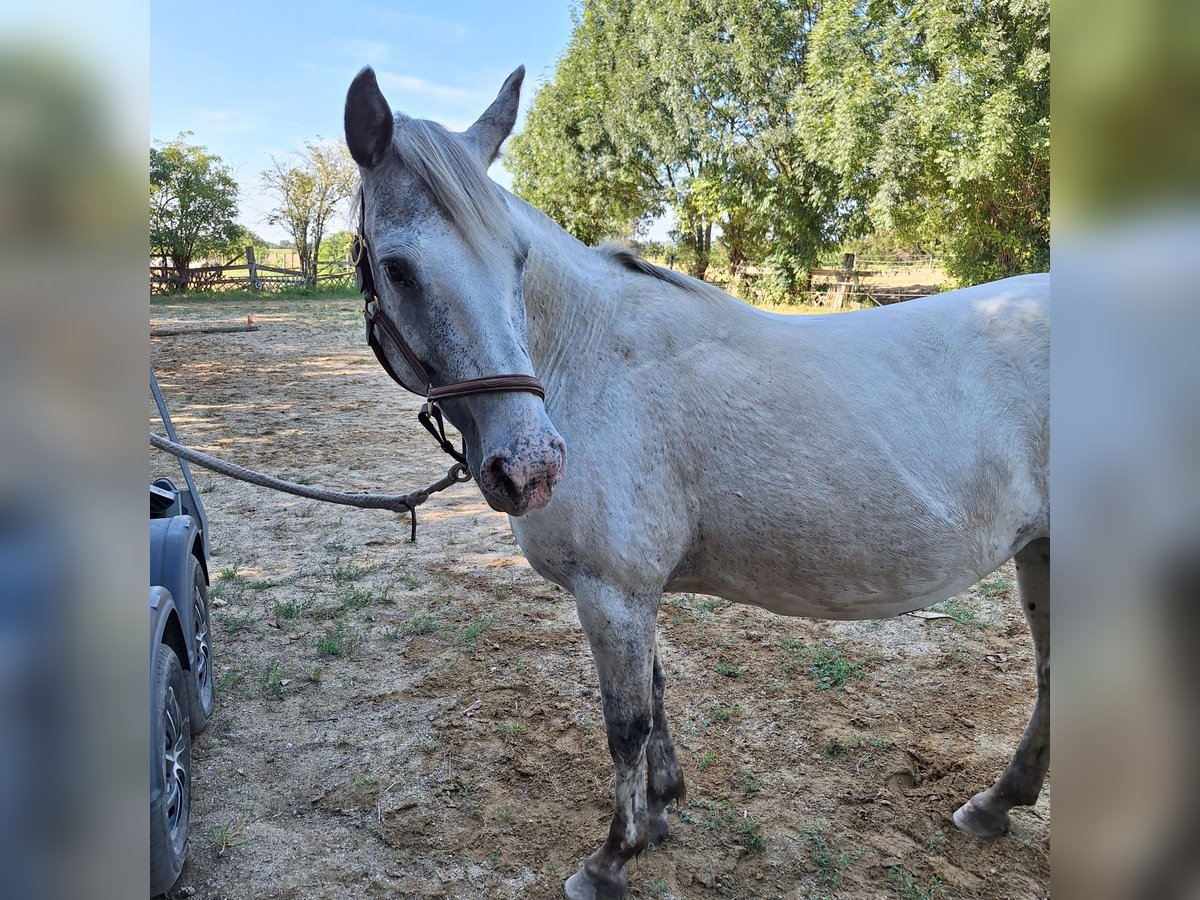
[351,193,546,466]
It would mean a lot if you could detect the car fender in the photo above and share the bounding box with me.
[150,515,205,675]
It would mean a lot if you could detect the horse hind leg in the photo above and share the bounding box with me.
[646,648,686,846]
[564,581,658,900]
[954,536,1050,838]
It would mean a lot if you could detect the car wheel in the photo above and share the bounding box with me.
[185,555,214,733]
[150,643,192,896]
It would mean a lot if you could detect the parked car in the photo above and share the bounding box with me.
[150,368,214,896]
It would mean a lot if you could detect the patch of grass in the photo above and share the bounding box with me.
[498,720,524,738]
[316,624,356,658]
[457,614,496,647]
[216,667,246,696]
[824,731,895,758]
[219,610,256,633]
[199,483,217,494]
[740,769,761,794]
[351,772,378,786]
[641,875,670,897]
[682,799,765,853]
[927,828,945,852]
[823,737,850,758]
[932,598,995,628]
[494,802,516,823]
[697,750,718,770]
[738,816,766,853]
[397,572,422,590]
[289,474,315,486]
[210,821,244,856]
[576,713,595,733]
[715,658,746,678]
[274,596,309,620]
[806,645,866,691]
[978,575,1014,597]
[886,866,943,900]
[710,701,744,724]
[306,668,322,685]
[802,830,861,887]
[402,614,442,636]
[329,556,373,583]
[249,578,281,591]
[340,585,390,612]
[261,661,284,699]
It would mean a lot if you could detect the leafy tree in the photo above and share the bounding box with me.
[150,133,240,289]
[799,0,1049,285]
[320,230,355,264]
[261,140,357,284]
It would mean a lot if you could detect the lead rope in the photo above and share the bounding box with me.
[150,431,471,542]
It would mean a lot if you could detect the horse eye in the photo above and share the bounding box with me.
[383,259,416,289]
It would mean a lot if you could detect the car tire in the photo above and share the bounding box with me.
[185,555,214,733]
[150,643,192,896]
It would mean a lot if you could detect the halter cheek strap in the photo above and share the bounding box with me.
[352,196,546,467]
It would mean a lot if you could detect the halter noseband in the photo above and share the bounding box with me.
[352,194,546,466]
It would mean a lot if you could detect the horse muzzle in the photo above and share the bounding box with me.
[478,432,567,516]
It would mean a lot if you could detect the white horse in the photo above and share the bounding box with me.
[344,65,1049,899]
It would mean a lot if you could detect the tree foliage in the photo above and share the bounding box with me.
[800,0,1050,285]
[261,140,357,284]
[150,133,240,289]
[507,0,1049,291]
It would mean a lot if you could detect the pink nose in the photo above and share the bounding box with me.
[478,436,566,516]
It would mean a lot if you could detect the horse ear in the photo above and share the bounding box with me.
[345,67,394,169]
[464,65,525,165]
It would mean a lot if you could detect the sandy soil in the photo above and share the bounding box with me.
[150,296,1049,900]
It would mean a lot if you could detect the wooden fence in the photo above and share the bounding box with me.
[151,246,355,293]
[741,252,944,309]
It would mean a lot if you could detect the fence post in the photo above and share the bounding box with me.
[246,245,260,291]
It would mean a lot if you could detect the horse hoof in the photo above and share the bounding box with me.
[564,868,628,900]
[648,810,671,846]
[953,792,1011,838]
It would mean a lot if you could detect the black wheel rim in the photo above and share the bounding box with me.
[162,681,189,839]
[192,583,213,708]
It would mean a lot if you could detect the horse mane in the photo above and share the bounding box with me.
[594,242,728,303]
[385,115,512,256]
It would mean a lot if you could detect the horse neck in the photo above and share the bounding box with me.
[510,198,622,390]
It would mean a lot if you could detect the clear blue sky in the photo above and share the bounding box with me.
[151,1,577,242]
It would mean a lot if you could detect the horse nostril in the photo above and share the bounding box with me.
[483,453,518,503]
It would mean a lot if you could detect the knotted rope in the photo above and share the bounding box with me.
[150,432,472,541]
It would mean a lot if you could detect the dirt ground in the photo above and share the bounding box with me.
[150,296,1049,900]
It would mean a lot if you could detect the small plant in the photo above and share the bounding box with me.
[823,737,849,758]
[806,646,865,691]
[978,575,1014,597]
[219,610,256,633]
[262,661,284,698]
[398,572,422,590]
[403,614,441,636]
[499,720,524,738]
[715,658,745,678]
[697,750,718,770]
[210,821,244,856]
[457,614,496,647]
[249,578,278,591]
[740,769,761,794]
[317,624,356,658]
[274,597,308,620]
[710,701,743,724]
[932,598,995,628]
[802,830,862,887]
[739,815,766,853]
[576,713,595,733]
[216,667,246,696]
[887,866,943,900]
[351,772,378,786]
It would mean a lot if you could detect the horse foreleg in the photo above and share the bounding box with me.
[955,537,1050,837]
[565,582,657,900]
[646,648,686,845]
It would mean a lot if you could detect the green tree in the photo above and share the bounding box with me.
[150,133,240,290]
[508,0,841,284]
[261,140,357,284]
[799,0,1049,285]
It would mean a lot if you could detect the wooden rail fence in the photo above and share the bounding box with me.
[151,246,354,293]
